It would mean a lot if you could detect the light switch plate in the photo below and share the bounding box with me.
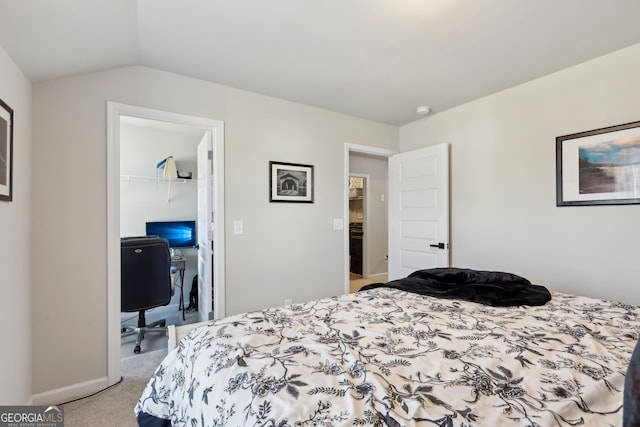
[233,220,244,235]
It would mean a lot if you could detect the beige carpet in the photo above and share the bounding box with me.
[63,349,168,426]
[121,304,199,356]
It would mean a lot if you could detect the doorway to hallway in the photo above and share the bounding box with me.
[345,144,394,293]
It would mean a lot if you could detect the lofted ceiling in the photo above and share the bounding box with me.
[1,0,640,125]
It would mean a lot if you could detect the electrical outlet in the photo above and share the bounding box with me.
[233,220,244,235]
[284,298,293,305]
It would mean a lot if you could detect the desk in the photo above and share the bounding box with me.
[170,256,186,320]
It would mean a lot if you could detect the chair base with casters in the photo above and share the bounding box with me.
[121,236,173,354]
[121,310,168,354]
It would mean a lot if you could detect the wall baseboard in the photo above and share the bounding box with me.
[32,376,109,405]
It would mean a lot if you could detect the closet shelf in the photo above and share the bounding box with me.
[120,174,197,184]
[121,174,198,204]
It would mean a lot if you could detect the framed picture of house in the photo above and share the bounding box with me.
[269,161,314,203]
[0,97,13,202]
[556,120,640,206]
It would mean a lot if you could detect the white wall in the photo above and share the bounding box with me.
[120,121,202,305]
[31,66,398,399]
[0,44,32,404]
[349,155,388,276]
[400,43,640,304]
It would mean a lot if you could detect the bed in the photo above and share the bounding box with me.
[135,268,640,426]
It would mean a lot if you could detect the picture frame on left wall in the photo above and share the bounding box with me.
[0,97,13,202]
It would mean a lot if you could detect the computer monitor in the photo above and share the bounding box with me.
[145,220,197,248]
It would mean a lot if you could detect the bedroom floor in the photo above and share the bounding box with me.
[121,304,199,356]
[350,273,387,293]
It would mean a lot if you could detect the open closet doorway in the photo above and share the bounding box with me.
[118,116,203,357]
[344,144,396,294]
[106,103,225,387]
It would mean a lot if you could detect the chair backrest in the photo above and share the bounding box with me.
[121,236,172,312]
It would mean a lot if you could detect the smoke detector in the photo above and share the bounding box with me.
[416,106,431,116]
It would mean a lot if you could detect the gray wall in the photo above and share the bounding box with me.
[0,44,32,404]
[400,43,640,304]
[31,66,398,398]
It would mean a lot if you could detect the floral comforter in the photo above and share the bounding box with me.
[136,288,640,426]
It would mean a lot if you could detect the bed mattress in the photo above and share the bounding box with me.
[136,286,639,426]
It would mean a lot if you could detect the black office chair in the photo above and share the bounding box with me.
[121,236,172,354]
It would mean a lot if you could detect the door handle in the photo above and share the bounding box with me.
[429,242,445,249]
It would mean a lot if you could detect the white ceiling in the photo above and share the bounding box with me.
[1,0,640,126]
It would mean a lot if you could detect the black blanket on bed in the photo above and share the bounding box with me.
[359,267,551,307]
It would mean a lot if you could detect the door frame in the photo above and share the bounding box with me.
[106,102,225,386]
[343,143,396,294]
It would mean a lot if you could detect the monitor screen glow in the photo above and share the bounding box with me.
[145,220,197,248]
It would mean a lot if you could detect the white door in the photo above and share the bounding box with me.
[197,131,214,322]
[388,143,450,280]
